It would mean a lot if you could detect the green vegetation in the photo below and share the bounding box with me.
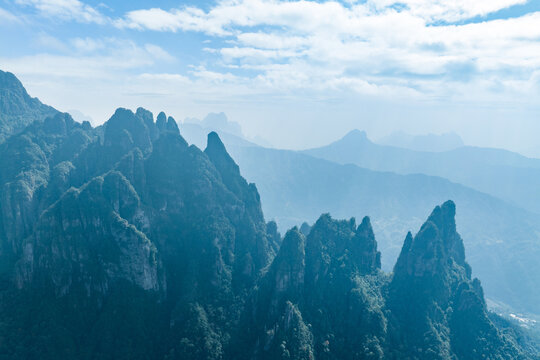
[0,73,537,359]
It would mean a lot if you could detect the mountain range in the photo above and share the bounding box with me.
[0,69,538,358]
[177,106,540,321]
[226,144,540,318]
[304,130,540,215]
[377,131,464,152]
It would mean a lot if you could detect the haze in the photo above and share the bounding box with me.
[1,0,540,154]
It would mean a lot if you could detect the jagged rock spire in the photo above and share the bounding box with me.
[393,200,469,280]
[156,111,167,133]
[103,108,152,153]
[205,131,234,165]
[166,116,179,135]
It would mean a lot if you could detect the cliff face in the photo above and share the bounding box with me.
[0,112,95,259]
[15,171,162,296]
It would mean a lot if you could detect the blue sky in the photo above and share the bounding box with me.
[1,0,540,152]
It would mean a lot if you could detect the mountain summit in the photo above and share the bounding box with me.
[0,70,58,142]
[387,200,521,359]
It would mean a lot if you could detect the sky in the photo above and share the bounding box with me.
[1,0,540,152]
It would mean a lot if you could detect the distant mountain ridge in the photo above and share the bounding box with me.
[227,144,540,316]
[378,130,464,152]
[183,112,272,149]
[304,129,540,214]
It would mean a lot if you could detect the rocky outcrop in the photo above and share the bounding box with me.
[15,171,162,296]
[243,215,387,360]
[242,203,529,359]
[0,112,95,257]
[387,201,522,359]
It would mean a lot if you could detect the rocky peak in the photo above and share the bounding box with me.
[204,131,257,203]
[393,200,469,280]
[299,222,311,237]
[0,70,58,142]
[266,221,281,253]
[136,107,158,141]
[103,108,152,153]
[0,70,29,99]
[384,201,511,359]
[305,213,381,280]
[42,112,75,135]
[166,116,180,135]
[156,111,167,133]
[271,228,305,294]
[341,129,369,144]
[135,107,153,124]
[205,131,235,167]
[351,216,381,274]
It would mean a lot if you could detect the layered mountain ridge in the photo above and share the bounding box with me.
[227,143,540,316]
[304,129,540,214]
[0,71,537,358]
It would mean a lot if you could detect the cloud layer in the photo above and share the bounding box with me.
[1,0,540,151]
[112,0,540,101]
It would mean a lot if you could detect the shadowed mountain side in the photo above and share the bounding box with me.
[227,145,540,315]
[304,130,540,214]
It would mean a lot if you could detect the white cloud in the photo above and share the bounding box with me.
[35,33,68,51]
[0,38,174,79]
[6,0,540,148]
[0,7,22,23]
[236,32,307,50]
[191,66,240,83]
[138,73,190,83]
[144,44,175,62]
[71,37,107,52]
[115,6,224,34]
[15,0,107,24]
[365,0,528,22]
[113,0,540,94]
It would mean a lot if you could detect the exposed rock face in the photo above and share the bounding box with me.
[0,113,95,258]
[258,301,314,360]
[15,171,162,296]
[204,131,273,287]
